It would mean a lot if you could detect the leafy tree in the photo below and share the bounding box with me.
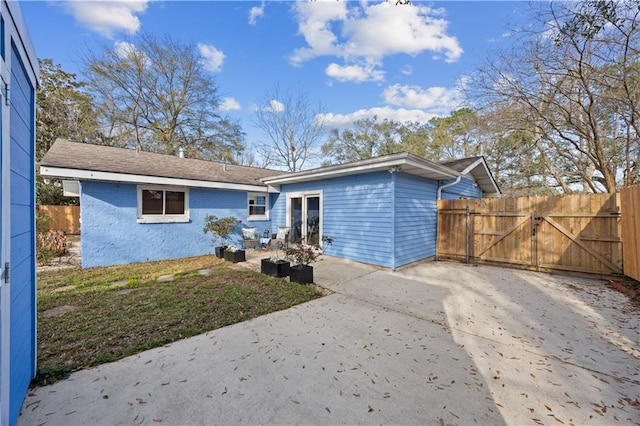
[322,116,430,165]
[84,33,245,162]
[252,84,327,172]
[36,59,101,161]
[36,59,99,205]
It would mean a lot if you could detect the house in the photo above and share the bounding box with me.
[40,139,500,270]
[0,1,39,425]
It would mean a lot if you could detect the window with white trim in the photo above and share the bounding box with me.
[248,192,269,221]
[137,185,189,223]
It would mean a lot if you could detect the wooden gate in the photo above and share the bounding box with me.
[438,194,623,277]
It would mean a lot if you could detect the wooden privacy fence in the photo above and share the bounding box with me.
[37,205,80,234]
[620,185,640,282]
[438,194,623,277]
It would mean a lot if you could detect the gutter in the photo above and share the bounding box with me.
[436,176,462,200]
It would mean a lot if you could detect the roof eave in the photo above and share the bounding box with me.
[263,154,460,185]
[40,166,277,193]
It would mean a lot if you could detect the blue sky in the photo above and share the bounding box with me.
[21,1,530,149]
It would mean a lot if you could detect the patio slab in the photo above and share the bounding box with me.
[19,258,640,425]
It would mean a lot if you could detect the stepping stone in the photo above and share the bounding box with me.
[198,269,213,276]
[157,274,175,282]
[108,280,128,288]
[52,285,75,293]
[43,305,77,318]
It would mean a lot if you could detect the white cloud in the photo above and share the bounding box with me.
[325,62,384,83]
[382,83,463,113]
[248,1,265,26]
[220,97,241,111]
[319,107,440,129]
[114,41,137,58]
[198,43,225,73]
[61,0,149,38]
[400,65,413,76]
[290,1,462,81]
[268,100,284,113]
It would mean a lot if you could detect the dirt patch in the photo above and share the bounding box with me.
[37,235,81,272]
[42,305,77,318]
[609,278,640,303]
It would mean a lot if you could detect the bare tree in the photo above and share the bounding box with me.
[252,84,327,172]
[467,1,640,193]
[84,33,245,162]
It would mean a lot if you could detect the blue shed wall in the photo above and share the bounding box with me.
[393,173,438,268]
[80,182,271,267]
[440,177,483,200]
[8,42,36,425]
[274,171,394,268]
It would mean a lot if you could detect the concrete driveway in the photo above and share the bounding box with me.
[19,258,640,425]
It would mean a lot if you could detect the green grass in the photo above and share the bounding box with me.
[36,255,324,385]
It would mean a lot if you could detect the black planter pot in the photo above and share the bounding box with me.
[215,246,227,259]
[289,265,313,284]
[261,259,291,277]
[224,250,246,263]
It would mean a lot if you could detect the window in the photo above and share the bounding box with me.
[248,193,269,221]
[137,186,189,223]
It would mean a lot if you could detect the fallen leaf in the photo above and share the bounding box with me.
[368,405,374,412]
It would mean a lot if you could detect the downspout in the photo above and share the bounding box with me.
[435,176,462,261]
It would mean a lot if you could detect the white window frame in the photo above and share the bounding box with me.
[137,185,189,223]
[247,192,269,221]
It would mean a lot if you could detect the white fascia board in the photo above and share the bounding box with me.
[40,166,276,193]
[460,158,501,195]
[263,157,459,185]
[403,158,461,178]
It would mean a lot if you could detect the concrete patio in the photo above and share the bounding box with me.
[19,253,640,425]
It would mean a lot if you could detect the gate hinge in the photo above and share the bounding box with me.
[3,262,8,283]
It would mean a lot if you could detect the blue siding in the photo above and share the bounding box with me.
[440,177,482,200]
[8,41,36,425]
[80,182,271,267]
[275,171,394,268]
[394,173,438,268]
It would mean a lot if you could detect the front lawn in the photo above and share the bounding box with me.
[36,255,324,385]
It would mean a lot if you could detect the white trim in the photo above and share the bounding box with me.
[247,192,269,221]
[263,154,459,186]
[0,2,10,420]
[136,185,190,223]
[40,166,275,193]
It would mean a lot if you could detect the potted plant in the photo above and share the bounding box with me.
[261,254,291,277]
[203,215,241,258]
[223,244,246,263]
[285,235,333,284]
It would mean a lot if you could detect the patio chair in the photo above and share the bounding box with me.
[272,226,290,250]
[242,227,259,250]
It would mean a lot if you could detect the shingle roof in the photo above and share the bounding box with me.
[441,156,484,172]
[41,139,286,186]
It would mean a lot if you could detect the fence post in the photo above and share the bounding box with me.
[465,207,470,264]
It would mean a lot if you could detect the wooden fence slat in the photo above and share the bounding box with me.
[438,193,624,278]
[621,185,640,282]
[37,205,80,234]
